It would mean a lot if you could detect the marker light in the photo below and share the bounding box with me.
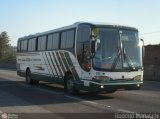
[137,84,140,87]
[101,85,104,88]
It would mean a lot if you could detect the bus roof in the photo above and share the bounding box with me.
[18,22,138,40]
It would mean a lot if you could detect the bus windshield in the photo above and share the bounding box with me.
[92,27,142,71]
[120,29,142,70]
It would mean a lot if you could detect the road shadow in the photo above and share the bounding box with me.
[0,80,114,107]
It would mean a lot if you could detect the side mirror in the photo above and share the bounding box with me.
[141,39,145,57]
[142,46,145,57]
[140,39,144,46]
[91,41,96,53]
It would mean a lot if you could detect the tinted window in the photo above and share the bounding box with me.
[66,30,74,48]
[52,33,59,49]
[24,40,28,51]
[28,39,32,51]
[17,41,21,52]
[31,38,36,51]
[41,36,46,50]
[47,33,59,50]
[28,38,36,52]
[38,37,41,50]
[38,36,46,51]
[21,40,27,52]
[20,41,23,52]
[77,26,90,42]
[76,25,91,71]
[47,35,53,50]
[61,32,66,49]
[61,29,75,49]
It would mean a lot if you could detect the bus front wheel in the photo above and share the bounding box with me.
[64,74,79,94]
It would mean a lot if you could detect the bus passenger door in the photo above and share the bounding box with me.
[81,42,91,72]
[76,25,91,80]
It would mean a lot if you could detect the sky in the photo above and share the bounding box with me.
[0,0,160,46]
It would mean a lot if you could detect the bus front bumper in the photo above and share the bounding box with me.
[80,81,143,93]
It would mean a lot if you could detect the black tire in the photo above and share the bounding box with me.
[64,74,79,94]
[26,69,39,85]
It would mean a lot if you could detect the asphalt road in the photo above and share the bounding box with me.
[0,69,160,119]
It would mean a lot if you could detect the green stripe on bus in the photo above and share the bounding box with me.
[64,52,80,81]
[59,52,70,72]
[48,52,59,77]
[56,52,66,74]
[44,52,55,77]
[42,52,52,77]
[52,52,63,78]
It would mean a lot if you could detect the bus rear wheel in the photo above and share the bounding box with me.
[64,74,79,94]
[26,69,39,85]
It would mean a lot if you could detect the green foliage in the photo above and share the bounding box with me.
[0,54,16,62]
[0,31,16,62]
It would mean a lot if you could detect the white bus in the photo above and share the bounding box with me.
[17,22,144,94]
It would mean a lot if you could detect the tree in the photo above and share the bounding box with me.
[0,31,10,58]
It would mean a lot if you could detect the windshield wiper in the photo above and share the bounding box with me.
[111,45,138,71]
[122,46,138,71]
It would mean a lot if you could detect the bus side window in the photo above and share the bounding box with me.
[52,33,59,49]
[20,40,23,52]
[61,32,66,49]
[21,40,27,52]
[47,33,60,50]
[28,39,32,51]
[38,36,47,51]
[66,30,75,48]
[32,38,36,51]
[47,35,52,50]
[60,29,75,49]
[28,38,36,52]
[17,41,21,52]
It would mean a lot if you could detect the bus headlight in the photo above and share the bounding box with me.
[134,75,142,81]
[137,84,140,87]
[100,85,104,88]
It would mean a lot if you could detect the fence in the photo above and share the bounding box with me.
[144,65,160,81]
